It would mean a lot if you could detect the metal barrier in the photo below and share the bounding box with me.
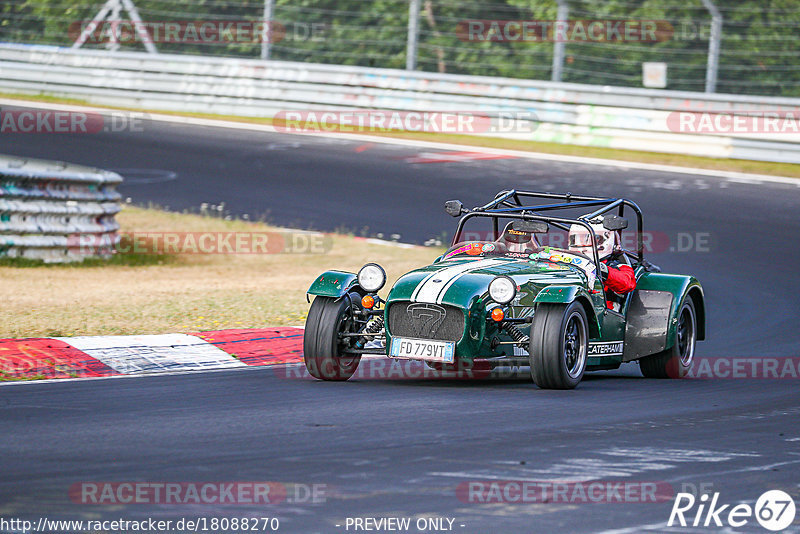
[1,43,799,163]
[0,154,122,262]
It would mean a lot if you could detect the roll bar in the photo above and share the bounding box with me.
[450,190,645,263]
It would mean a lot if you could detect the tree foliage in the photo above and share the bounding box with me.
[2,0,798,96]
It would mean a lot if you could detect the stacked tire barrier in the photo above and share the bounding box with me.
[0,43,799,163]
[0,155,122,262]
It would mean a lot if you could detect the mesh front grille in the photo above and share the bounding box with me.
[388,302,465,342]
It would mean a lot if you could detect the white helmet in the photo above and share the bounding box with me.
[568,221,618,260]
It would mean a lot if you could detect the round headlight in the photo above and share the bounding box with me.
[358,263,386,292]
[488,276,516,304]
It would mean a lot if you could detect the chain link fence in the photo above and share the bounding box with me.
[1,0,798,97]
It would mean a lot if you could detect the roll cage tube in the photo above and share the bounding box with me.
[578,197,644,264]
[452,212,606,305]
[451,190,645,263]
[449,190,645,307]
[453,210,604,281]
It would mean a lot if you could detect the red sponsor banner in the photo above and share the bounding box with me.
[68,20,286,44]
[667,110,800,134]
[69,482,289,505]
[457,20,673,42]
[688,357,800,379]
[0,338,116,380]
[456,480,674,504]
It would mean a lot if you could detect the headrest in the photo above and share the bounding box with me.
[503,227,533,244]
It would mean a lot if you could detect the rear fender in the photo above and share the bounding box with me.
[623,273,705,361]
[534,285,601,338]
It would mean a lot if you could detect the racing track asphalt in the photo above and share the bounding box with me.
[1,107,799,533]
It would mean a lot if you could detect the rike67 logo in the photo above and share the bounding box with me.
[669,490,796,531]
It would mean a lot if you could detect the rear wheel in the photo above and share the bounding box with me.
[639,297,696,378]
[303,293,363,381]
[529,302,588,389]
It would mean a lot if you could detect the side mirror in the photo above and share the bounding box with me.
[513,220,549,233]
[602,215,628,231]
[445,200,464,217]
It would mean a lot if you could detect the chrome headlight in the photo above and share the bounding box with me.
[488,276,516,304]
[358,263,386,292]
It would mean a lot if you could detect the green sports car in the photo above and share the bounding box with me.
[303,190,705,389]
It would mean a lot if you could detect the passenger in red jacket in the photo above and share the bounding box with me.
[568,221,636,311]
[599,256,636,309]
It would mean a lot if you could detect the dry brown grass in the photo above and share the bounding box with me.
[0,206,443,338]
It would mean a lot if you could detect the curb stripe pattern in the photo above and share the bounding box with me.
[192,328,305,367]
[0,338,119,380]
[0,328,305,382]
[54,334,247,374]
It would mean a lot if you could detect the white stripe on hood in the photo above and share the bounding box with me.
[411,258,510,304]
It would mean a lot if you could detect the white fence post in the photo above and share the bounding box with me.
[551,0,569,82]
[261,0,275,60]
[701,0,722,93]
[406,0,420,71]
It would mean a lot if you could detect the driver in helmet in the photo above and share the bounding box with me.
[568,220,636,311]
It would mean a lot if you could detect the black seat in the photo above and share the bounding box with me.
[497,222,539,253]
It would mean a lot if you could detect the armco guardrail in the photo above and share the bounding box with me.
[0,154,122,262]
[1,44,799,163]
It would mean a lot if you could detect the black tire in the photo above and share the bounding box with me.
[303,293,362,381]
[639,297,696,379]
[529,302,588,389]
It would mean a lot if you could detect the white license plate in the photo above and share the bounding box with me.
[389,337,455,363]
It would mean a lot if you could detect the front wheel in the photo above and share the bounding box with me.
[529,302,588,389]
[639,297,696,378]
[303,293,362,381]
